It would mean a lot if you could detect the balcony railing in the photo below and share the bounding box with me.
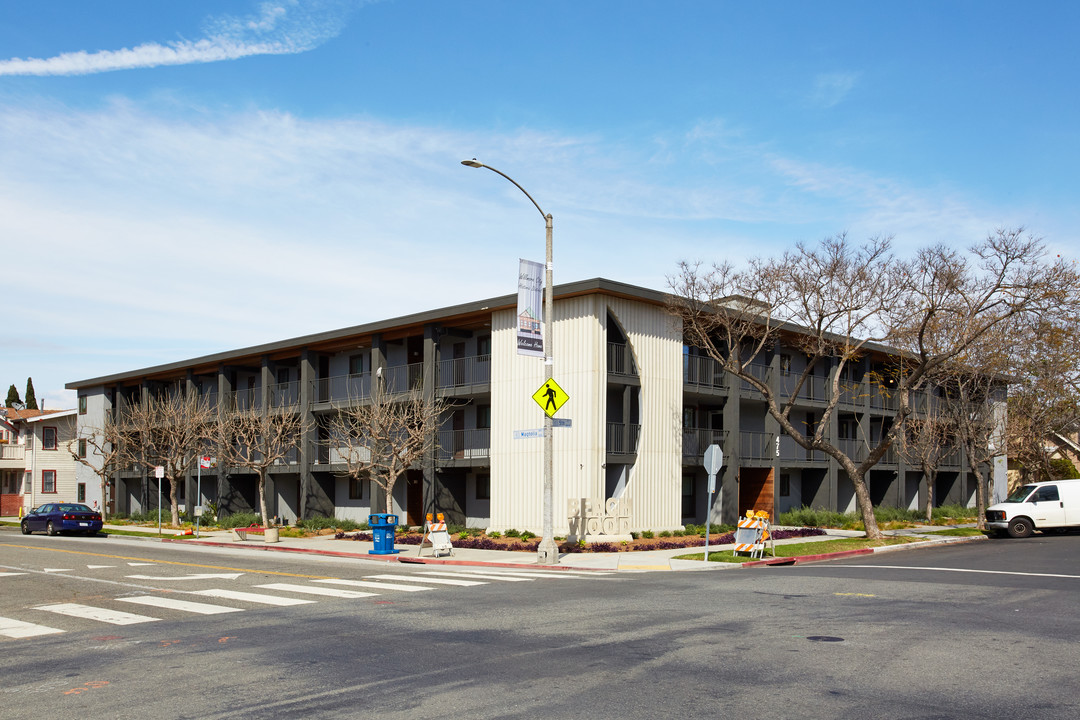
[778,374,827,403]
[606,422,640,455]
[836,438,898,465]
[740,362,771,392]
[314,373,373,405]
[270,381,301,408]
[436,428,491,461]
[682,428,727,458]
[608,343,638,377]
[683,355,727,390]
[222,388,261,412]
[778,434,827,463]
[740,431,775,461]
[437,355,491,390]
[0,444,26,461]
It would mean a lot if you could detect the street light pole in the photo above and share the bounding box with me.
[461,159,559,565]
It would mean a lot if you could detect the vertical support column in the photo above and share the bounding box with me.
[721,377,740,525]
[826,356,840,511]
[298,349,316,520]
[185,370,198,514]
[217,365,233,516]
[422,324,440,520]
[261,356,273,414]
[140,380,151,512]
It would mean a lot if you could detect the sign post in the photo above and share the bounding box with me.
[154,465,165,536]
[703,444,723,562]
[197,456,211,538]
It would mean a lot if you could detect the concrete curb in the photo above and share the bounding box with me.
[740,533,988,568]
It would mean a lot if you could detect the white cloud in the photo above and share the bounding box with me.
[0,1,353,76]
[810,72,860,109]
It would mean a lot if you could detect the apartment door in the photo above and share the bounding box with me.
[406,470,424,525]
[738,467,775,519]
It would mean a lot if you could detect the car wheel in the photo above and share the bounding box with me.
[46,520,58,536]
[1007,517,1033,538]
[21,521,31,535]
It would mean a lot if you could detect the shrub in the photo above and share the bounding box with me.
[487,530,501,539]
[504,528,521,538]
[218,512,262,529]
[932,504,978,521]
[659,530,672,538]
[641,530,655,539]
[1049,457,1080,480]
[518,530,536,540]
[777,506,852,528]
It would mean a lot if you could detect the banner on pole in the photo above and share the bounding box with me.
[517,258,544,358]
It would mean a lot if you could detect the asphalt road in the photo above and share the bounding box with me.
[2,529,1078,719]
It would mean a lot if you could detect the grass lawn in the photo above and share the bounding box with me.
[918,527,987,537]
[675,536,920,563]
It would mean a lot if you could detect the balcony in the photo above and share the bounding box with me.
[270,381,301,409]
[0,443,26,467]
[436,428,491,462]
[778,434,828,463]
[314,373,373,405]
[740,362,771,393]
[437,355,491,394]
[608,343,638,377]
[837,438,898,465]
[740,431,775,462]
[683,355,727,392]
[606,422,640,455]
[778,374,827,404]
[682,428,727,459]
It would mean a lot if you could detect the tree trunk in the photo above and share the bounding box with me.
[169,475,180,527]
[975,466,987,530]
[924,467,936,525]
[851,473,882,539]
[100,477,109,521]
[258,470,269,526]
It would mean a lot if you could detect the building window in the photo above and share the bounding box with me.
[780,354,791,376]
[42,470,57,494]
[477,405,491,430]
[77,483,86,502]
[42,427,58,450]
[477,336,491,358]
[349,477,366,500]
[349,354,369,375]
[78,438,88,458]
[475,474,490,501]
[277,368,290,385]
[78,396,87,415]
[780,473,791,497]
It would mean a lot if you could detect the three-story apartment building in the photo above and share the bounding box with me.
[67,279,1004,533]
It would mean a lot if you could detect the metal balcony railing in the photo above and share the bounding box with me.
[779,434,828,462]
[606,422,640,455]
[740,362,771,392]
[437,355,491,390]
[607,343,638,377]
[436,428,491,461]
[683,355,727,390]
[681,428,727,458]
[270,381,301,408]
[779,374,827,402]
[740,431,775,461]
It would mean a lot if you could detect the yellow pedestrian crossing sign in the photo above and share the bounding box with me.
[533,378,569,417]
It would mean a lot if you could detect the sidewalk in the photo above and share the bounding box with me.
[2,519,984,572]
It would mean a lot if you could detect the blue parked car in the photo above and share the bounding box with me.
[21,503,103,536]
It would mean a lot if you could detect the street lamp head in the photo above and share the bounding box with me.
[461,159,484,168]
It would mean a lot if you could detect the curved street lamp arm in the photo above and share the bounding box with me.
[461,160,550,222]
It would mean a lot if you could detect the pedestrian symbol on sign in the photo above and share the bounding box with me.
[532,378,569,417]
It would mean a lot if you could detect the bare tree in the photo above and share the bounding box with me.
[121,389,215,527]
[896,400,954,524]
[327,381,446,515]
[212,407,307,525]
[670,229,1079,538]
[67,412,131,520]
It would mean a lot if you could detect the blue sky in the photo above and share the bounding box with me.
[2,0,1077,409]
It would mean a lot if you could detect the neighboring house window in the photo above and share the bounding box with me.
[475,474,490,501]
[43,427,58,450]
[42,470,57,493]
[77,483,86,502]
[79,396,87,414]
[349,477,365,500]
[349,354,369,375]
[78,439,88,458]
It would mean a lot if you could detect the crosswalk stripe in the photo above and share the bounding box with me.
[364,574,485,587]
[255,583,377,599]
[35,603,159,625]
[314,579,432,593]
[127,562,155,566]
[43,568,71,573]
[457,570,582,579]
[0,572,27,578]
[419,571,532,582]
[0,616,65,638]
[117,596,243,615]
[191,589,316,606]
[87,565,115,569]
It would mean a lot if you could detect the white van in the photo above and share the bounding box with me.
[985,478,1080,537]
